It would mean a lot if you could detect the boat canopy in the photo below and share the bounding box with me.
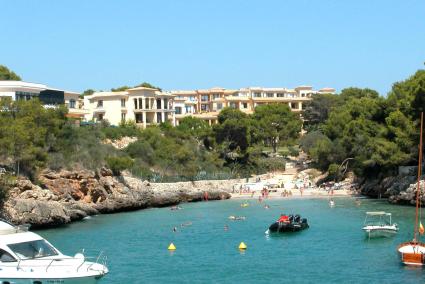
[366,211,391,216]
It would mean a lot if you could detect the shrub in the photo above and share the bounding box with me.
[105,156,134,175]
[288,146,300,157]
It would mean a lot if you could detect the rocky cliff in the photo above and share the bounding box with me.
[2,168,233,228]
[358,166,425,205]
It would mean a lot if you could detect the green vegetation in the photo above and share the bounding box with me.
[80,89,95,98]
[0,65,21,81]
[301,70,425,180]
[111,82,162,92]
[0,97,300,183]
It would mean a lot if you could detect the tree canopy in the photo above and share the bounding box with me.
[111,82,162,92]
[253,104,302,153]
[0,65,21,81]
[301,73,425,179]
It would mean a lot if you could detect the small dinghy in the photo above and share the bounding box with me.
[267,214,309,233]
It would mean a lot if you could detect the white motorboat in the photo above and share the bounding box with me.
[362,211,398,238]
[0,220,108,283]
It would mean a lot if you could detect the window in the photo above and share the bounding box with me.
[16,91,38,101]
[212,94,220,100]
[243,103,248,109]
[201,104,209,111]
[253,92,261,98]
[185,106,192,113]
[69,99,76,109]
[217,103,223,110]
[121,99,126,107]
[97,100,103,107]
[229,102,237,109]
[98,114,104,121]
[201,95,209,102]
[175,107,182,114]
[266,93,274,98]
[0,249,16,262]
[291,103,296,109]
[277,93,285,97]
[8,240,58,260]
[121,113,126,121]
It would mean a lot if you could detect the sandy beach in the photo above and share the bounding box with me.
[229,167,357,200]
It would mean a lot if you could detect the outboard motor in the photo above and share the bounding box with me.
[289,215,294,223]
[301,218,308,224]
[295,215,301,223]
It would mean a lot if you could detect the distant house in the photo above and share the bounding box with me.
[83,87,176,128]
[0,81,87,119]
[170,86,336,125]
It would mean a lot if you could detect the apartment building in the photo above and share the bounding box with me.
[0,81,87,119]
[171,86,335,125]
[84,87,175,128]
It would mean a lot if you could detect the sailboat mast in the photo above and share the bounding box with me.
[414,112,424,242]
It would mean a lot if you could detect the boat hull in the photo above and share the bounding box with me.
[362,226,398,238]
[268,219,309,233]
[0,276,102,284]
[398,242,425,266]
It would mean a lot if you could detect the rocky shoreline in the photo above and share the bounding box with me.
[357,166,425,205]
[4,164,425,229]
[2,168,235,228]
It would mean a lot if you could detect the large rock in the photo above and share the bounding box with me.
[1,169,232,228]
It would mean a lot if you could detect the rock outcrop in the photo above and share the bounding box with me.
[359,166,424,205]
[2,168,232,228]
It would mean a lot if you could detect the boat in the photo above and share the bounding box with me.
[397,112,425,266]
[362,211,398,238]
[0,220,108,283]
[228,215,246,221]
[267,214,309,233]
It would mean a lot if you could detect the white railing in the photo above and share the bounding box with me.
[13,250,107,274]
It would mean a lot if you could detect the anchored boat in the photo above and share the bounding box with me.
[267,214,309,233]
[0,220,108,283]
[362,211,398,238]
[397,112,425,266]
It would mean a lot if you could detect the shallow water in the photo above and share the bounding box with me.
[39,197,425,283]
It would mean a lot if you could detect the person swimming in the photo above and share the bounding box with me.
[264,204,270,209]
[181,221,192,227]
[171,205,183,210]
[224,224,229,231]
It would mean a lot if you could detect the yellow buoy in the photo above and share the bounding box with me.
[168,243,176,250]
[239,242,247,250]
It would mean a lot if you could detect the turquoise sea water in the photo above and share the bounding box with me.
[39,197,425,283]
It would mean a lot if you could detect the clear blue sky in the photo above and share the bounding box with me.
[1,0,424,95]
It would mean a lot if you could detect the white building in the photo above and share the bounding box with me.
[0,81,87,119]
[84,87,175,128]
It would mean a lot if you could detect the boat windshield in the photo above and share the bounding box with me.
[7,240,58,259]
